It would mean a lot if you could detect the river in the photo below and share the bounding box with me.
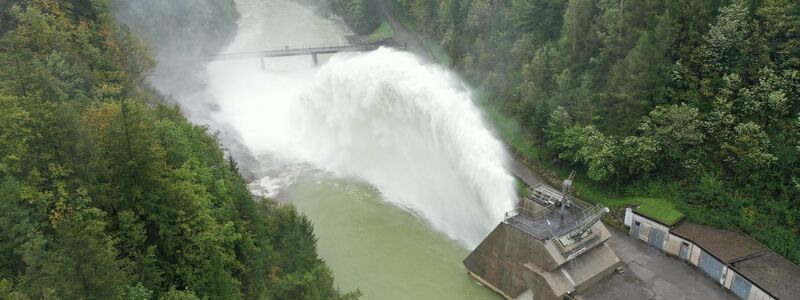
[173,0,512,298]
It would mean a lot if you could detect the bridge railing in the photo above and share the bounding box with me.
[207,43,380,61]
[215,42,375,55]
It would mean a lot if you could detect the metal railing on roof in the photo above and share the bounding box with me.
[506,184,609,240]
[526,183,595,210]
[503,208,558,239]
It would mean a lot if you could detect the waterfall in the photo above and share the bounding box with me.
[111,0,514,247]
[204,47,515,246]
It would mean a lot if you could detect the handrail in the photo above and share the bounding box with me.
[504,201,608,240]
[206,43,380,61]
[504,205,553,220]
[503,212,557,239]
[526,183,595,210]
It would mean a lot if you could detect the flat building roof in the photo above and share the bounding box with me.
[642,216,800,299]
[671,222,768,263]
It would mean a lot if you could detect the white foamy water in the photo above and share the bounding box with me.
[191,0,515,247]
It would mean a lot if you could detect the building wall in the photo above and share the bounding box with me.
[515,289,534,300]
[689,244,701,265]
[626,213,779,300]
[665,234,693,257]
[630,213,670,249]
[723,267,733,288]
[747,285,774,300]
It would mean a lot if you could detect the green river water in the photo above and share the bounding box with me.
[283,174,499,299]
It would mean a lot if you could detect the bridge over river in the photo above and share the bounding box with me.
[207,42,386,67]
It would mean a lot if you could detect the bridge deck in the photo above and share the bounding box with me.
[209,44,379,61]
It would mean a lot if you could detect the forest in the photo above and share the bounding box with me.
[327,0,800,264]
[0,0,358,299]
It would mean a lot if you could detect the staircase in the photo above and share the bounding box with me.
[526,184,563,206]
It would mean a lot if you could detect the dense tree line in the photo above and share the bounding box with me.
[0,0,359,299]
[311,0,381,35]
[330,0,800,263]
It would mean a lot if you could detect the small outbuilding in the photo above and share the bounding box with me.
[627,210,800,300]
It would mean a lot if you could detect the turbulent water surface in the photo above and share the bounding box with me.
[172,0,514,298]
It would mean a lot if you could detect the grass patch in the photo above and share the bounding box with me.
[634,197,684,225]
[367,19,394,43]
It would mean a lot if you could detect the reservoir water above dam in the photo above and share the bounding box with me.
[173,0,513,298]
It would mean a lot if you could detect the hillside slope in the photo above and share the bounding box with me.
[0,1,359,299]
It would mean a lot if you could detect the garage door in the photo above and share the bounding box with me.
[698,250,724,282]
[730,273,752,299]
[648,228,666,250]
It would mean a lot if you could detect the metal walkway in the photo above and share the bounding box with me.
[506,208,584,240]
[207,44,379,61]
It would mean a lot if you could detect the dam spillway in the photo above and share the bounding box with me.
[464,183,620,300]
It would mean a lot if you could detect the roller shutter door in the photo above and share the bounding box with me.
[730,273,752,299]
[648,228,666,250]
[698,250,724,282]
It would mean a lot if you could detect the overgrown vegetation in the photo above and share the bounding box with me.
[322,0,382,34]
[635,198,684,225]
[0,0,359,298]
[331,0,800,263]
[367,19,394,43]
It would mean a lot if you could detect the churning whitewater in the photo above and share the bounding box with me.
[196,0,515,248]
[296,49,516,246]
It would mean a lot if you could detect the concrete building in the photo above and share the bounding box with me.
[628,210,800,300]
[464,184,619,300]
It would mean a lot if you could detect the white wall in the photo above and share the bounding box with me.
[624,208,633,227]
[631,213,669,247]
[689,240,702,265]
[748,285,774,300]
[665,234,693,258]
[630,213,777,300]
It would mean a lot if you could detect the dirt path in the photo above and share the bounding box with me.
[376,0,432,61]
[508,158,547,187]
